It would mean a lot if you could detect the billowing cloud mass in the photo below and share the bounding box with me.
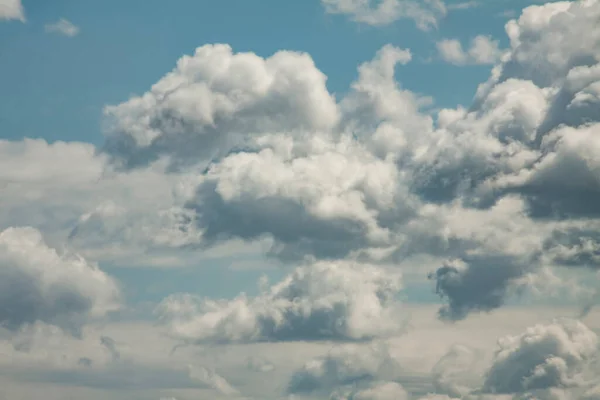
[6,0,600,399]
[94,0,600,322]
[483,319,599,394]
[422,0,600,319]
[0,227,119,333]
[0,0,24,21]
[437,35,502,65]
[156,261,404,343]
[320,0,446,30]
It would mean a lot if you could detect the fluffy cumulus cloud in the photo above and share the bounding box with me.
[0,0,24,21]
[420,0,600,319]
[103,43,339,171]
[482,319,599,394]
[0,227,119,333]
[320,0,447,30]
[88,0,600,322]
[437,35,502,66]
[6,0,600,399]
[156,260,404,343]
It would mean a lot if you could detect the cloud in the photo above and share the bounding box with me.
[413,0,600,318]
[431,344,482,397]
[187,134,404,261]
[103,43,339,171]
[483,319,599,394]
[584,385,600,400]
[288,343,401,394]
[45,18,80,37]
[437,35,502,66]
[321,0,446,31]
[430,255,534,321]
[320,0,447,30]
[0,227,120,334]
[188,365,240,396]
[156,260,404,344]
[0,0,24,21]
[3,0,600,344]
[331,381,409,400]
[446,1,480,10]
[0,138,209,267]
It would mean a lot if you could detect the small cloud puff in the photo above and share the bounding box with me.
[437,35,502,66]
[0,0,24,22]
[321,0,446,30]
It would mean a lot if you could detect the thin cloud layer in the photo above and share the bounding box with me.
[44,18,80,37]
[321,0,446,30]
[156,260,404,343]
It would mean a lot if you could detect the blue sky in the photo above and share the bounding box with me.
[1,0,600,399]
[0,0,519,144]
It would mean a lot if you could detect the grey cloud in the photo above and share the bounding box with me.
[430,255,534,321]
[100,336,121,362]
[0,227,120,334]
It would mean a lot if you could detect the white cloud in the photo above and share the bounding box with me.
[437,35,502,66]
[156,260,404,343]
[3,5,600,375]
[321,0,447,30]
[188,365,240,396]
[0,227,120,333]
[45,18,80,37]
[483,319,599,394]
[103,43,339,170]
[0,0,24,22]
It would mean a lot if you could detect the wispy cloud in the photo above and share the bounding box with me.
[45,18,80,37]
[447,1,480,11]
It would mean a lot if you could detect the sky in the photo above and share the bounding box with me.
[1,0,600,399]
